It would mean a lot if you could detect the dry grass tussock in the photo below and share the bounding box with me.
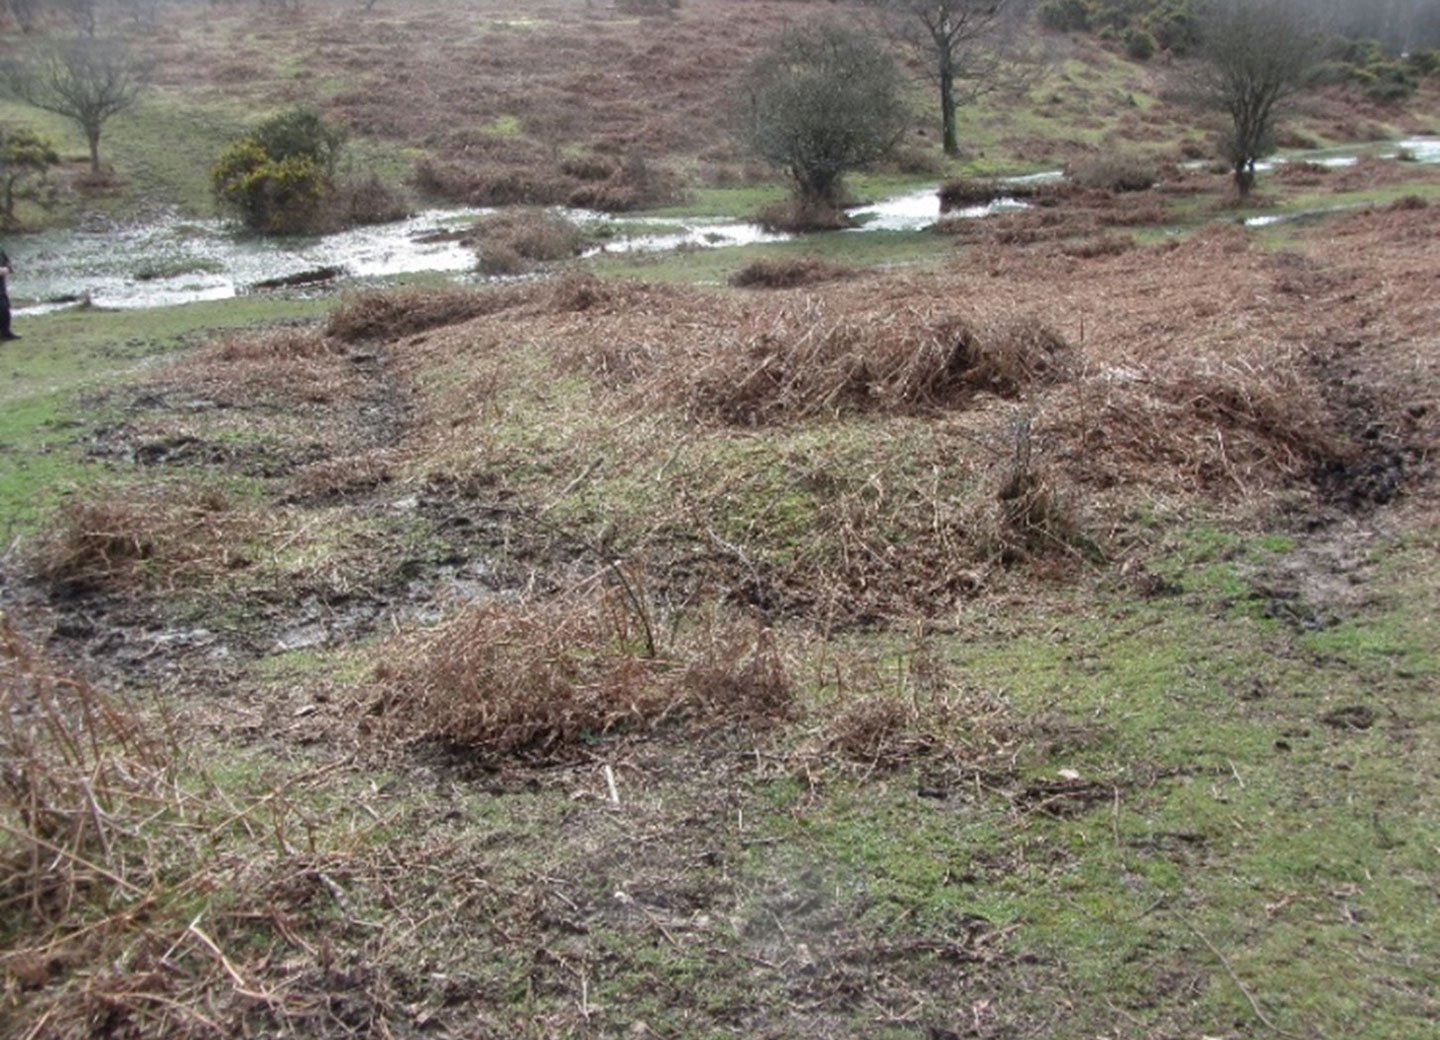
[172,328,365,407]
[370,582,793,762]
[804,687,1007,773]
[471,208,583,275]
[785,640,1024,776]
[0,623,411,1039]
[1,620,171,938]
[30,488,258,596]
[728,256,859,290]
[1065,153,1159,193]
[634,300,1074,426]
[326,275,629,344]
[949,222,1417,494]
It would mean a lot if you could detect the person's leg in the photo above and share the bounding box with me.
[0,294,15,339]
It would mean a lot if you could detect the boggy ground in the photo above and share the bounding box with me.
[2,199,1439,1038]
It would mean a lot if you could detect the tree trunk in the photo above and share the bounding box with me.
[86,129,101,175]
[1233,160,1254,199]
[940,65,958,157]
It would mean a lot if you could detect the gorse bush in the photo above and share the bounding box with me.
[212,108,344,233]
[212,137,328,234]
[1124,26,1156,60]
[249,107,347,175]
[211,107,404,234]
[1040,0,1094,32]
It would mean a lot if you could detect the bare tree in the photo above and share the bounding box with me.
[877,0,1034,157]
[56,0,97,36]
[4,35,148,175]
[1190,0,1322,198]
[5,0,39,33]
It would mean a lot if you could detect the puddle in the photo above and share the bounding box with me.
[578,212,788,256]
[11,207,489,314]
[847,186,1031,231]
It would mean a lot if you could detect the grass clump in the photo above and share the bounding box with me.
[326,285,520,342]
[1,620,171,932]
[727,255,858,289]
[176,327,361,406]
[1066,153,1159,193]
[755,197,855,232]
[640,302,1073,425]
[471,207,583,275]
[371,586,793,761]
[30,488,252,596]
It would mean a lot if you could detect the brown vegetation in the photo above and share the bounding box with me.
[630,304,1074,426]
[1,621,170,934]
[174,328,366,407]
[326,284,536,342]
[939,176,1038,210]
[30,489,255,596]
[728,256,859,289]
[1065,153,1159,192]
[470,207,583,275]
[371,587,793,761]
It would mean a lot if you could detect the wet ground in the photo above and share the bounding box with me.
[14,138,1435,314]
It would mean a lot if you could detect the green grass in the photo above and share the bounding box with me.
[731,522,1439,1038]
[590,228,952,285]
[0,295,329,540]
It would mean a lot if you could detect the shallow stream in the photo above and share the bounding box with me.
[8,138,1437,314]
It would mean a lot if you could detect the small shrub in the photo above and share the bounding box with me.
[333,171,411,226]
[1124,27,1156,61]
[212,139,327,234]
[989,418,1095,565]
[1405,49,1440,78]
[1040,0,1093,32]
[211,108,363,234]
[1145,3,1200,55]
[477,242,528,276]
[0,126,60,228]
[559,153,618,183]
[1365,62,1417,102]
